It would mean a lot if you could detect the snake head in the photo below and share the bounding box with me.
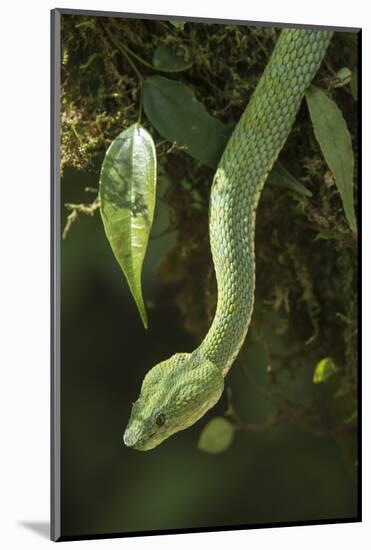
[123,351,224,451]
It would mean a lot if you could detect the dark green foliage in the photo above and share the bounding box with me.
[152,44,193,72]
[143,75,231,168]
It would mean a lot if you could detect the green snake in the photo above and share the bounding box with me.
[124,27,333,450]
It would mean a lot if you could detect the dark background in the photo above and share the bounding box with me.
[61,167,357,538]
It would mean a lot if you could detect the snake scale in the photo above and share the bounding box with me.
[124,27,333,450]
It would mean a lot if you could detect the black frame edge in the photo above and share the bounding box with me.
[51,7,62,543]
[356,28,362,523]
[58,516,360,542]
[54,7,360,32]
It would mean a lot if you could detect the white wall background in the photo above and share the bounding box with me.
[0,0,368,548]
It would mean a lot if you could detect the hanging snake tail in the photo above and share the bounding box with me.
[124,27,333,450]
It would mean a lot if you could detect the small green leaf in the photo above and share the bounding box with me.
[350,69,358,101]
[99,123,156,328]
[313,357,337,384]
[306,85,356,232]
[143,75,231,168]
[333,67,352,88]
[268,161,312,197]
[198,417,234,454]
[153,44,192,72]
[169,20,185,30]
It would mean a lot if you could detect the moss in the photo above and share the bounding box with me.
[61,16,358,461]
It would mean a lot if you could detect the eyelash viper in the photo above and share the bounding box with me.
[124,27,333,451]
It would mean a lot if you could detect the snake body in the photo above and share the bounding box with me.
[124,28,333,450]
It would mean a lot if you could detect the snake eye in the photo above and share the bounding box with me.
[155,413,166,427]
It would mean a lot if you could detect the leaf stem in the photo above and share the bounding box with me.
[98,21,143,83]
[99,22,144,123]
[120,44,143,83]
[138,84,143,124]
[119,41,153,69]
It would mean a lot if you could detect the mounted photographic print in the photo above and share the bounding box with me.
[51,8,361,542]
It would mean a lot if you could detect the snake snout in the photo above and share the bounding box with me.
[123,423,143,448]
[123,416,156,450]
[123,428,135,448]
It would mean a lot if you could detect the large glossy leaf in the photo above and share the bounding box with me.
[152,44,192,72]
[143,75,231,168]
[99,123,156,328]
[198,417,234,454]
[306,85,356,232]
